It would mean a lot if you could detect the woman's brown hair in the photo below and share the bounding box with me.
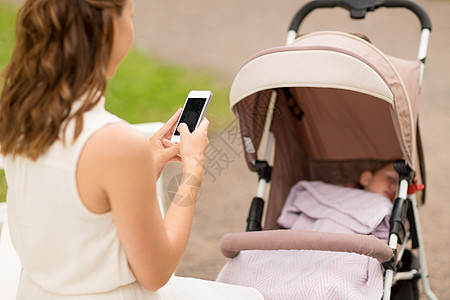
[0,0,127,160]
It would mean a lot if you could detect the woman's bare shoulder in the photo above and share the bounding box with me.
[94,122,147,144]
[86,123,150,158]
[79,122,154,181]
[77,122,156,211]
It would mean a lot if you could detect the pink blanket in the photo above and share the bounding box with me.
[216,181,393,300]
[278,181,392,241]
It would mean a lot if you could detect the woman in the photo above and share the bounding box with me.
[0,0,262,299]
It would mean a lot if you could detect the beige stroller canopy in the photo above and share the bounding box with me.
[230,31,424,229]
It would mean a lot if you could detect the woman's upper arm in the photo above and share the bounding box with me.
[78,123,173,290]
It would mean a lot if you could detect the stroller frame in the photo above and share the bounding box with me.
[239,1,437,299]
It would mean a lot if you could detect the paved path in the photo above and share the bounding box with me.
[133,1,450,299]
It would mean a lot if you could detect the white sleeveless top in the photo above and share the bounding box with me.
[3,96,264,299]
[3,96,144,295]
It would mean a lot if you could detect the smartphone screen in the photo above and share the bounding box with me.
[173,97,207,136]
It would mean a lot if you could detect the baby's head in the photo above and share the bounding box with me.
[359,162,399,202]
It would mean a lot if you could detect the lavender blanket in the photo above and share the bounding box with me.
[216,181,393,300]
[278,181,392,241]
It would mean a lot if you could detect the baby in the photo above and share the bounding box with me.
[359,162,399,202]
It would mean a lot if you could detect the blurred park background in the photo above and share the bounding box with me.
[1,0,449,299]
[0,0,235,202]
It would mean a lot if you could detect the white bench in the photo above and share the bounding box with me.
[0,122,165,299]
[0,202,21,300]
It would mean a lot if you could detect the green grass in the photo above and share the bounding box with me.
[0,2,16,70]
[105,49,233,130]
[0,170,5,202]
[0,1,234,202]
[0,2,17,203]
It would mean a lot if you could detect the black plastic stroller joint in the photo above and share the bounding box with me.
[246,197,265,232]
[335,0,385,19]
[254,160,272,183]
[390,197,409,244]
[393,159,414,182]
[390,160,414,244]
[383,249,397,271]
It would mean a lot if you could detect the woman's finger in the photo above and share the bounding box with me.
[161,138,177,149]
[164,143,181,158]
[169,154,182,163]
[177,123,189,136]
[154,108,182,138]
[196,118,210,133]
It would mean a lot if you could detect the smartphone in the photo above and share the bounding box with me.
[170,90,212,143]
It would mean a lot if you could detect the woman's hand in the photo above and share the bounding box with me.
[177,118,210,179]
[148,109,182,179]
[80,112,209,291]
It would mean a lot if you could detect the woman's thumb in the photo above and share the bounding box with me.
[177,123,189,135]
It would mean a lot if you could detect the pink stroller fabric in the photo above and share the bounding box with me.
[278,181,392,241]
[216,249,384,300]
[216,182,392,299]
[220,230,393,263]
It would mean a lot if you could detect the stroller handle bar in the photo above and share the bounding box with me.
[220,230,394,263]
[286,0,431,83]
[288,0,432,33]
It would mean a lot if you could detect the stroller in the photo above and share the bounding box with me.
[216,0,438,299]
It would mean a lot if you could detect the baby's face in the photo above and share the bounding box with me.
[361,164,399,201]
